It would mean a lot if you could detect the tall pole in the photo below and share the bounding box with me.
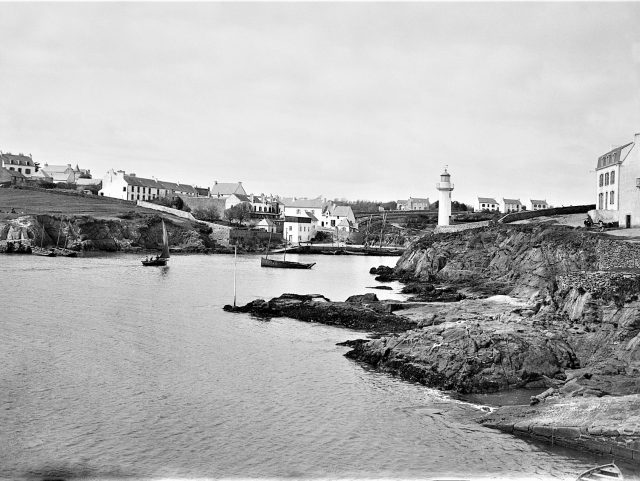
[233,245,237,308]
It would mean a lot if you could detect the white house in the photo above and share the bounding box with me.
[99,169,206,201]
[528,199,550,211]
[500,198,523,213]
[281,197,324,221]
[320,203,357,231]
[283,213,316,244]
[0,153,36,176]
[596,133,640,228]
[41,163,77,184]
[477,197,499,212]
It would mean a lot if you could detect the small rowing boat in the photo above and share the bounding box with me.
[576,463,623,480]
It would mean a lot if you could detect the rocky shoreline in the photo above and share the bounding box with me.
[227,224,640,466]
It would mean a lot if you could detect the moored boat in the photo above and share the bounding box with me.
[32,246,56,257]
[53,247,78,257]
[576,463,623,480]
[260,257,315,269]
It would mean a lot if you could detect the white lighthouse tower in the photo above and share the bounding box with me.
[436,168,454,226]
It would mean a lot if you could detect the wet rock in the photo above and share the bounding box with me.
[225,293,417,333]
[346,293,379,303]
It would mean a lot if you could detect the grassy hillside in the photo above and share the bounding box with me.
[0,188,178,221]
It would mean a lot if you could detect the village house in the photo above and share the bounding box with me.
[211,181,246,198]
[499,198,524,213]
[595,133,640,228]
[528,199,550,211]
[283,213,316,244]
[397,197,430,211]
[41,163,77,184]
[0,153,36,176]
[280,197,324,221]
[320,203,357,231]
[98,169,207,201]
[476,197,499,212]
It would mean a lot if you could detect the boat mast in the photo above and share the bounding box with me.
[56,218,62,248]
[378,212,387,249]
[233,245,237,308]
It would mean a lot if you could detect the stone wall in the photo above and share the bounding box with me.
[433,221,490,234]
[206,222,232,245]
[137,201,196,221]
[557,271,640,299]
[597,239,640,270]
[499,204,595,224]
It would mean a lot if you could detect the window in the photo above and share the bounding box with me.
[25,169,30,174]
[605,173,609,185]
[599,174,603,187]
[123,187,126,192]
[611,171,615,184]
[610,191,615,204]
[17,168,21,173]
[9,167,14,171]
[599,193,603,209]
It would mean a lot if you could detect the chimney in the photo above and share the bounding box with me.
[214,180,218,184]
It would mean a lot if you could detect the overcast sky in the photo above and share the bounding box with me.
[1,2,639,205]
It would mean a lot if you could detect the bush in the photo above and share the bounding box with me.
[193,207,221,222]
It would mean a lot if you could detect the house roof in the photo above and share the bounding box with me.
[0,153,35,167]
[42,163,73,174]
[596,142,634,170]
[0,167,26,181]
[258,218,275,226]
[195,187,210,197]
[478,197,498,204]
[503,198,522,205]
[396,199,408,204]
[284,215,312,223]
[211,182,245,196]
[409,197,429,202]
[230,194,251,203]
[530,199,548,205]
[305,210,319,222]
[124,175,165,189]
[283,197,324,209]
[329,205,354,218]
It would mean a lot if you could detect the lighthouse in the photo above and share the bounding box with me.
[436,168,454,226]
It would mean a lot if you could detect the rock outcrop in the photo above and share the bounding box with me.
[224,293,418,333]
[0,214,217,253]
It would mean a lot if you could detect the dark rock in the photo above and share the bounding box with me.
[367,286,393,290]
[346,293,379,303]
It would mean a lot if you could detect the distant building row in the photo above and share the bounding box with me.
[476,197,550,213]
[0,152,92,185]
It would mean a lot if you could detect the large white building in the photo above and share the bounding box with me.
[99,169,206,201]
[595,133,640,228]
[284,213,316,244]
[500,198,523,213]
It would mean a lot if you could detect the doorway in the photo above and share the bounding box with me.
[626,215,631,229]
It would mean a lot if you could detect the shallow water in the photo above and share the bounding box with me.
[0,253,620,480]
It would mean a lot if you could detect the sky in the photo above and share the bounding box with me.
[0,2,639,206]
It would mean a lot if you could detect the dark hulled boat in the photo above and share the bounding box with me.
[260,257,315,269]
[142,220,170,266]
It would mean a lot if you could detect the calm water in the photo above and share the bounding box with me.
[0,253,621,480]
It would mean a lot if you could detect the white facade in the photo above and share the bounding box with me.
[527,199,550,211]
[477,197,499,212]
[320,204,357,231]
[436,170,454,226]
[282,197,324,221]
[499,198,523,213]
[597,134,640,228]
[283,215,315,244]
[256,219,276,233]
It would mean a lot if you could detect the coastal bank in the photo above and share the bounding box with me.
[230,223,640,466]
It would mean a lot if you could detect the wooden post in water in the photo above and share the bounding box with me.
[233,245,237,308]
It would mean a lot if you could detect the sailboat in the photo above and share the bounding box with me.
[142,219,170,266]
[54,218,78,257]
[260,230,315,269]
[32,221,56,257]
[576,463,623,480]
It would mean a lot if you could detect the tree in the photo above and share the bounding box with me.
[193,206,222,222]
[225,202,251,224]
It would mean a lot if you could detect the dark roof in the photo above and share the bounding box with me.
[124,175,164,189]
[195,187,210,196]
[305,210,319,222]
[0,153,35,167]
[530,199,548,205]
[0,167,26,181]
[503,198,522,205]
[283,197,324,208]
[478,197,498,204]
[231,194,251,202]
[597,142,634,170]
